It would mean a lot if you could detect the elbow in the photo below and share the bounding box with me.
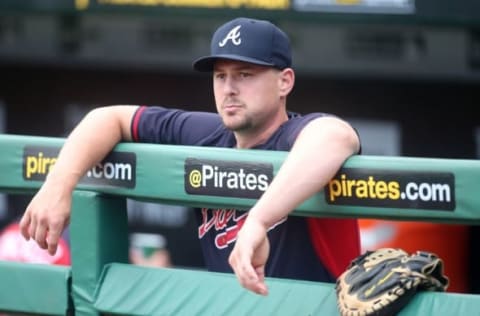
[340,123,361,156]
[305,117,361,156]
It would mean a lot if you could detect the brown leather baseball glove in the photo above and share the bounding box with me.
[335,248,449,316]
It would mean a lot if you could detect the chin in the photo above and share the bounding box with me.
[223,123,239,131]
[222,119,239,130]
[222,117,251,131]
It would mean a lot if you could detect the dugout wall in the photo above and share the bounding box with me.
[0,134,480,315]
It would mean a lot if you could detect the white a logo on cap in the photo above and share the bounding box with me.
[219,25,242,47]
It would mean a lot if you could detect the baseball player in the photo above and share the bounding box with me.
[19,17,361,295]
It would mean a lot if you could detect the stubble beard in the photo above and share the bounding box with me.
[222,114,253,132]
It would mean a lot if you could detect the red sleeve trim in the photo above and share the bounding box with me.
[307,217,361,278]
[131,106,147,142]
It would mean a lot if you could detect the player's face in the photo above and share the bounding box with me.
[213,60,291,133]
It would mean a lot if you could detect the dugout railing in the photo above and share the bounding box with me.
[0,134,480,316]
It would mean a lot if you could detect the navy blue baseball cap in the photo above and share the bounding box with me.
[193,17,292,72]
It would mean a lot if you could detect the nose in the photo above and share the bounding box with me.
[222,75,238,95]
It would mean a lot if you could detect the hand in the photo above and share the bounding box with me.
[228,217,270,296]
[19,183,72,256]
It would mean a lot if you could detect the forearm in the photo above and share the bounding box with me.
[45,106,137,192]
[247,117,360,229]
[19,105,137,252]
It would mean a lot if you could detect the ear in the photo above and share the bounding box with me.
[279,68,295,97]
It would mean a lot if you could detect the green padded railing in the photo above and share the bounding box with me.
[0,261,72,315]
[2,134,480,223]
[0,134,479,316]
[93,263,480,316]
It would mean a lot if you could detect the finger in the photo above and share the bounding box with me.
[28,215,38,244]
[47,240,59,256]
[241,265,268,296]
[34,222,48,250]
[252,282,268,296]
[233,257,267,295]
[19,212,32,240]
[229,252,255,284]
[255,265,265,285]
[46,224,63,256]
[254,266,268,295]
[240,274,268,295]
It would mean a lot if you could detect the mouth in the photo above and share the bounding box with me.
[222,101,244,113]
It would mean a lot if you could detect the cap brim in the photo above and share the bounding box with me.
[193,54,275,72]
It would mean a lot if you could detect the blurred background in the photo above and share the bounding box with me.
[0,0,479,293]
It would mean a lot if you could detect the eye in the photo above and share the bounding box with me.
[239,72,252,78]
[214,73,226,80]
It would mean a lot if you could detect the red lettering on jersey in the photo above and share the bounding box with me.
[198,208,215,238]
[198,208,248,249]
[199,208,236,238]
[198,209,287,250]
[215,213,247,249]
[215,209,235,231]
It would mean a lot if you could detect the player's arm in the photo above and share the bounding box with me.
[229,116,360,295]
[20,105,139,256]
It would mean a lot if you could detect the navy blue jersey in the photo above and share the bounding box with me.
[131,106,360,282]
